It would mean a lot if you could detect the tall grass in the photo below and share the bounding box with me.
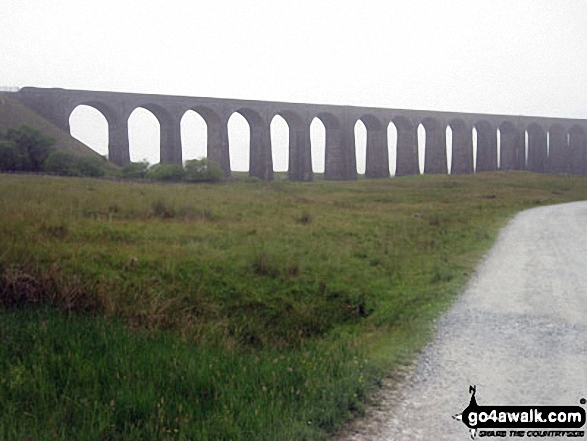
[1,172,586,439]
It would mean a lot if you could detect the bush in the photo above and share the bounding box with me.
[146,163,185,182]
[0,141,28,171]
[5,125,55,171]
[184,158,224,182]
[43,151,106,177]
[121,161,149,179]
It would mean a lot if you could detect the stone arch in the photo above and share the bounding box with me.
[310,117,326,174]
[548,124,568,174]
[569,125,587,175]
[186,106,230,177]
[387,121,398,176]
[69,101,129,165]
[233,108,272,180]
[270,114,289,173]
[448,118,473,174]
[127,107,163,164]
[475,120,496,172]
[357,114,388,178]
[392,116,418,176]
[422,117,447,174]
[526,123,547,173]
[316,112,354,180]
[69,104,110,158]
[73,100,119,126]
[132,103,181,164]
[354,119,367,175]
[498,121,521,170]
[228,112,250,172]
[180,110,207,161]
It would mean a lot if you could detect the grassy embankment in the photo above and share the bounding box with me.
[1,172,587,440]
[0,93,119,174]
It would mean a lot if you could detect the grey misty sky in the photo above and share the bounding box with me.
[1,0,587,171]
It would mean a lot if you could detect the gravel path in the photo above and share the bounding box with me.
[340,201,587,440]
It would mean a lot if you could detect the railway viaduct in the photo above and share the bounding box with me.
[14,87,587,181]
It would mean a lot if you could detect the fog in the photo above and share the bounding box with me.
[1,0,586,171]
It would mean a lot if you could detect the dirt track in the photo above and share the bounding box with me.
[340,201,587,440]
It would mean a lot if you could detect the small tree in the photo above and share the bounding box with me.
[0,141,29,171]
[146,163,185,181]
[121,161,150,179]
[184,158,224,182]
[43,151,106,177]
[6,125,55,171]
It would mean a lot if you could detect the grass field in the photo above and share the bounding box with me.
[1,171,587,440]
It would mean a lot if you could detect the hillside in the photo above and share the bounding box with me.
[0,92,118,171]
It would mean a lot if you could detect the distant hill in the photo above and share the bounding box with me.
[0,92,118,171]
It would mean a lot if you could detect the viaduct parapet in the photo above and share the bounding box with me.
[14,87,587,180]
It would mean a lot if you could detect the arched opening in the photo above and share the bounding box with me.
[387,122,398,176]
[270,115,289,172]
[128,107,160,164]
[446,125,453,174]
[69,105,109,157]
[496,128,501,169]
[310,117,326,174]
[472,127,478,172]
[354,119,367,175]
[181,110,207,161]
[524,131,529,168]
[417,123,426,174]
[228,112,250,172]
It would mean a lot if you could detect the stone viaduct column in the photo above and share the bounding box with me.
[288,117,313,181]
[342,112,357,180]
[323,111,357,180]
[526,124,547,173]
[569,126,587,175]
[450,120,474,174]
[159,110,183,165]
[207,114,231,177]
[499,122,522,170]
[394,116,419,176]
[423,118,447,174]
[475,121,497,172]
[108,115,131,166]
[548,125,568,174]
[364,118,390,179]
[248,114,273,181]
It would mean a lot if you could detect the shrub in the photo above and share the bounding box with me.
[121,161,149,179]
[43,151,106,177]
[0,141,28,171]
[146,163,185,182]
[5,125,55,171]
[184,158,224,182]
